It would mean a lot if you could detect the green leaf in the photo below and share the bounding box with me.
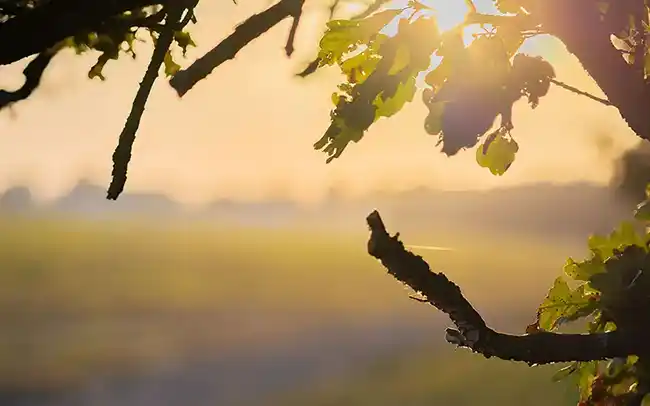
[374,76,417,118]
[318,9,403,66]
[315,118,364,163]
[588,311,617,333]
[605,357,627,379]
[551,363,578,382]
[494,0,522,14]
[551,360,601,402]
[535,278,598,331]
[163,50,181,77]
[173,31,196,56]
[609,221,645,250]
[340,48,381,84]
[574,361,600,401]
[476,130,519,175]
[585,222,646,263]
[388,44,411,75]
[588,234,616,260]
[563,256,605,281]
[424,101,445,135]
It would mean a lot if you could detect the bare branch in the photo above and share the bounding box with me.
[169,0,304,97]
[550,78,613,107]
[530,0,650,141]
[0,45,59,110]
[296,57,320,77]
[284,0,302,56]
[0,0,165,66]
[365,210,644,365]
[107,6,186,200]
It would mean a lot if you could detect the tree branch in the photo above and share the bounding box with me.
[550,78,613,107]
[0,46,59,110]
[169,0,304,97]
[106,6,186,200]
[0,0,166,66]
[365,210,644,365]
[530,0,650,141]
[284,1,302,57]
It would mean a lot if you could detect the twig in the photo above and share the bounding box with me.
[284,1,303,56]
[365,210,643,364]
[296,0,392,78]
[106,6,186,200]
[0,45,59,110]
[169,0,304,97]
[551,78,613,107]
[0,0,164,66]
[296,58,321,77]
[327,0,341,20]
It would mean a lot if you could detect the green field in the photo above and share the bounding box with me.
[273,345,578,406]
[0,215,587,403]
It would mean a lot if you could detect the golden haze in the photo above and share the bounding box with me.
[0,0,640,205]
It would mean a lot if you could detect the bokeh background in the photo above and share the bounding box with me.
[1,0,650,405]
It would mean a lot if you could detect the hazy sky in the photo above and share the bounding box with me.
[0,0,641,205]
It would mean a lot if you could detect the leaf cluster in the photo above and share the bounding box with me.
[313,7,439,162]
[527,218,650,406]
[312,1,555,175]
[61,6,196,81]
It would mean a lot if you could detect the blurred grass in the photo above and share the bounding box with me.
[0,214,588,397]
[0,215,584,316]
[272,345,577,406]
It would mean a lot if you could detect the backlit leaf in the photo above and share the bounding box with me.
[535,277,597,331]
[476,130,518,175]
[635,199,650,221]
[374,76,417,118]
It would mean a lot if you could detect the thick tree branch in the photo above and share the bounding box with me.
[169,0,304,97]
[365,210,644,365]
[0,46,59,109]
[530,0,650,141]
[107,6,186,200]
[0,0,166,66]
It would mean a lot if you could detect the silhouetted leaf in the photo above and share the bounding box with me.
[374,76,416,118]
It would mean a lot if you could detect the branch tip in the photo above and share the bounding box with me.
[364,210,642,365]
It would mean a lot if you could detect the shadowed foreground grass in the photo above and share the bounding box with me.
[273,345,577,406]
[0,215,586,403]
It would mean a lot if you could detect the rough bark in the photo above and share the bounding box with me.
[366,210,647,364]
[0,0,164,65]
[530,0,650,141]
